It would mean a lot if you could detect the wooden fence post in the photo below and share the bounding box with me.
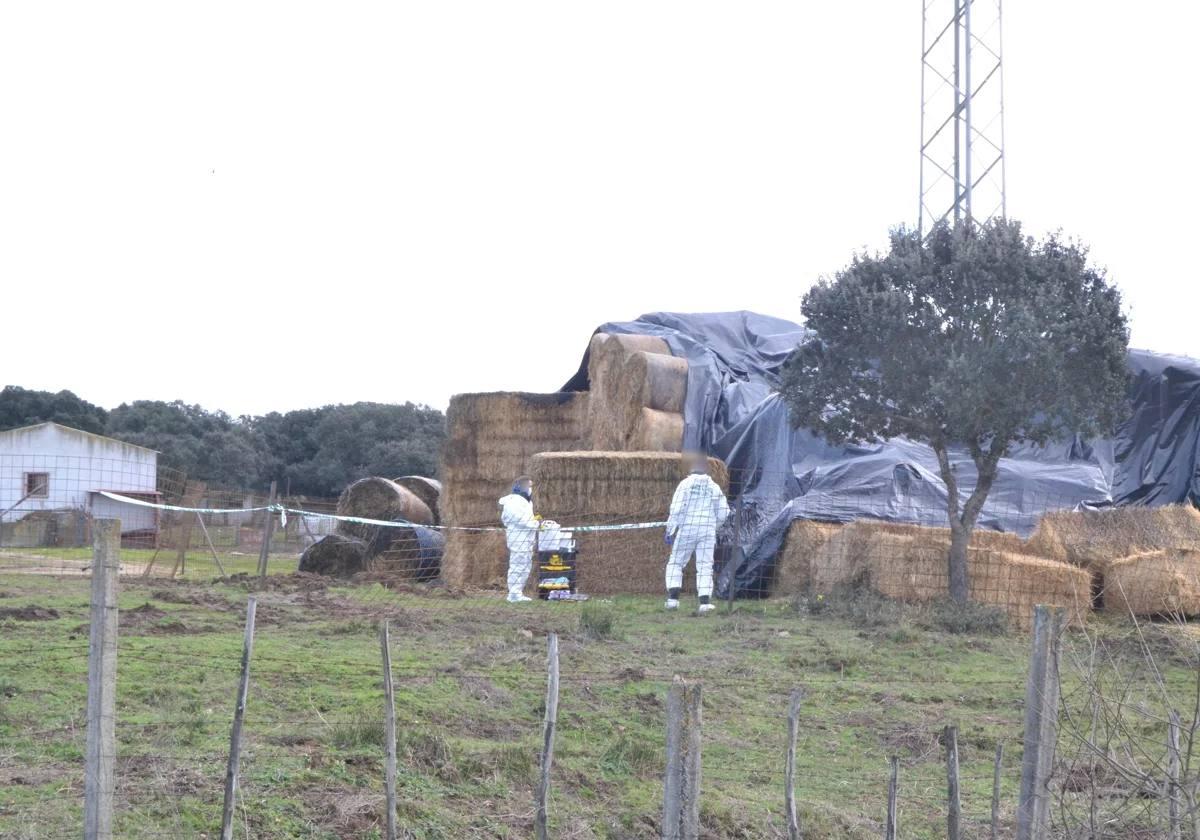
[84,519,120,840]
[785,688,804,840]
[663,677,702,840]
[256,481,277,578]
[380,620,398,840]
[885,756,899,840]
[220,597,257,840]
[535,633,560,840]
[1017,605,1067,840]
[991,742,1004,840]
[945,725,961,840]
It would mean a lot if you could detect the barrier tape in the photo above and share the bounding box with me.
[97,491,668,534]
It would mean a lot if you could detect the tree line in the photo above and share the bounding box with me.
[0,386,446,497]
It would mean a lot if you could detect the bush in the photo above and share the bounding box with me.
[799,583,906,629]
[918,598,1008,636]
[799,584,1009,637]
[578,602,620,641]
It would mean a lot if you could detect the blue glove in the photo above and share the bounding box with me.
[664,530,675,546]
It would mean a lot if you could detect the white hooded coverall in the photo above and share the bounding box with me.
[499,493,538,598]
[665,473,730,598]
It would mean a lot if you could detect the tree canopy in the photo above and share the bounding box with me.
[0,387,445,496]
[780,220,1130,601]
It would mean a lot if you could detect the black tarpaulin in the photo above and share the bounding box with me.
[564,312,1200,597]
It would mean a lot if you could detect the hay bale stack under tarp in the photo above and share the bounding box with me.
[440,392,590,532]
[584,333,687,451]
[773,520,842,596]
[530,451,729,595]
[392,476,442,525]
[809,520,1090,628]
[1027,505,1200,571]
[368,524,445,582]
[298,534,369,578]
[1102,549,1200,617]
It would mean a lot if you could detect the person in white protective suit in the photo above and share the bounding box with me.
[499,475,539,603]
[664,454,730,613]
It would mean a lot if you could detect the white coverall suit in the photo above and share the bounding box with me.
[665,473,730,598]
[499,493,538,599]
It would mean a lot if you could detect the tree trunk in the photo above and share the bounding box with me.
[948,523,970,604]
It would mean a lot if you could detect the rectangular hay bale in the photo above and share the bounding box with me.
[810,520,1090,629]
[1102,549,1200,617]
[531,451,728,597]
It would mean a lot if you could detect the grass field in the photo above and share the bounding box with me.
[1,553,1196,839]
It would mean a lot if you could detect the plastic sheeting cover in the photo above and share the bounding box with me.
[563,312,1200,597]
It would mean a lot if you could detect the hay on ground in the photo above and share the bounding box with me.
[810,520,1090,628]
[530,451,728,596]
[391,476,442,525]
[1027,505,1200,572]
[335,477,433,545]
[773,520,842,596]
[1102,549,1200,617]
[298,534,369,578]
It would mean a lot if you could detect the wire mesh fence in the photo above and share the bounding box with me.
[4,452,1200,837]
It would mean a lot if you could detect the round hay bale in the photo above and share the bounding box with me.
[298,534,369,578]
[392,476,442,524]
[335,477,433,541]
[370,524,445,582]
[624,351,688,413]
[631,408,684,451]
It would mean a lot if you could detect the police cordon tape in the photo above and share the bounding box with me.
[97,491,668,534]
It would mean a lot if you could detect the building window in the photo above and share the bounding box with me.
[24,472,49,499]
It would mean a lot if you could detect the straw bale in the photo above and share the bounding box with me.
[1027,505,1200,571]
[298,534,369,578]
[369,524,445,582]
[810,520,1090,628]
[440,392,589,526]
[391,476,442,524]
[1102,549,1200,617]
[773,520,842,596]
[584,333,684,451]
[335,478,433,545]
[530,451,728,596]
[629,408,685,451]
[624,351,688,413]
[440,528,511,590]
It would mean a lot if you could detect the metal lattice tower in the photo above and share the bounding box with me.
[919,0,1006,236]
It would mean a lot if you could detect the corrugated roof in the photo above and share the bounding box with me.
[0,422,160,454]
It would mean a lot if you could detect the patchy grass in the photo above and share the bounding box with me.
[1,565,1197,839]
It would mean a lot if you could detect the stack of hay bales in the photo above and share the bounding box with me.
[531,451,728,595]
[440,392,590,589]
[300,477,441,580]
[1028,505,1200,616]
[584,333,688,451]
[802,520,1089,628]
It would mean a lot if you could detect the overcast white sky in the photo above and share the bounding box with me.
[2,2,1196,416]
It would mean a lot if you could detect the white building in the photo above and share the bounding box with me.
[0,422,160,534]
